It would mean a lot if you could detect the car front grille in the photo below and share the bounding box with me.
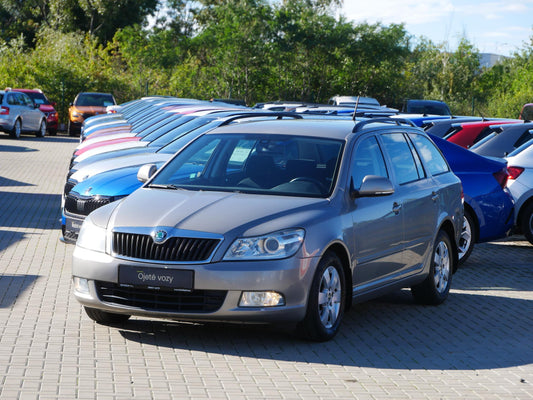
[112,232,220,262]
[64,193,112,216]
[95,281,226,313]
[64,180,76,196]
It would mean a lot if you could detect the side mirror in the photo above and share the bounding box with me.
[350,175,394,199]
[51,101,57,107]
[137,164,158,183]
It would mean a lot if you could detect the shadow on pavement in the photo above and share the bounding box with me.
[0,176,35,187]
[0,143,38,152]
[0,192,61,230]
[116,289,533,371]
[0,274,40,308]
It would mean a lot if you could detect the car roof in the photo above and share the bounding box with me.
[204,118,418,140]
[76,92,115,98]
[12,88,42,93]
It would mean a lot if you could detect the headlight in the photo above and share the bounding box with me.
[76,216,107,253]
[224,229,304,260]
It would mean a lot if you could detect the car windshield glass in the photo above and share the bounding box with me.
[141,115,193,142]
[75,94,115,107]
[507,136,533,157]
[152,117,214,149]
[150,133,344,198]
[469,132,496,149]
[23,92,48,105]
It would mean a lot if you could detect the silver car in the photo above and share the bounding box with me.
[72,118,463,341]
[0,89,47,138]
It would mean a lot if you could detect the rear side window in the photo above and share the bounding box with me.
[409,134,450,176]
[380,133,424,185]
[7,93,17,105]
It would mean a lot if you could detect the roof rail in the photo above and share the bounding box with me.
[218,111,303,126]
[352,117,417,132]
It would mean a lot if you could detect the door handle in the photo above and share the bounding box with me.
[431,191,439,202]
[392,202,402,215]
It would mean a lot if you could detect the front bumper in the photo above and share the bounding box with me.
[72,246,318,323]
[63,212,84,243]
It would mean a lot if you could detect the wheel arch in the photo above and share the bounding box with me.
[439,219,459,273]
[516,196,533,235]
[322,242,353,311]
[463,202,479,243]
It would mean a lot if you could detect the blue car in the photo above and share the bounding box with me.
[429,134,515,263]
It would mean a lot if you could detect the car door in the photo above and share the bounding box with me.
[7,92,22,128]
[380,132,439,274]
[349,135,405,291]
[19,93,40,130]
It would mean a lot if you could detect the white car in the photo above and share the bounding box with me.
[505,140,533,244]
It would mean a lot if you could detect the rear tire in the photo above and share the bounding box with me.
[411,230,453,305]
[520,202,533,245]
[458,211,475,265]
[10,119,21,139]
[84,306,130,325]
[297,251,345,342]
[68,121,77,137]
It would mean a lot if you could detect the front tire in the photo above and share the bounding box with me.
[411,230,453,305]
[297,251,345,342]
[68,121,75,137]
[520,202,533,245]
[36,119,46,137]
[84,306,130,325]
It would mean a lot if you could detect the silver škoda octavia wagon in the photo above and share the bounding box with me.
[72,118,463,341]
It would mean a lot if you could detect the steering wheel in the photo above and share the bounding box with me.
[289,177,326,193]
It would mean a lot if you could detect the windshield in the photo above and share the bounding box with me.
[23,92,49,105]
[150,133,344,198]
[75,93,115,107]
[507,136,533,157]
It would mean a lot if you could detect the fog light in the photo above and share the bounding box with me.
[73,277,89,294]
[239,291,285,307]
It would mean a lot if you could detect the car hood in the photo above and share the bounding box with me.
[39,104,56,113]
[105,187,330,237]
[70,153,171,183]
[71,164,158,197]
[72,105,108,115]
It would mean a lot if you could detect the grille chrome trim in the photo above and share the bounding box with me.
[111,230,222,264]
[64,193,112,216]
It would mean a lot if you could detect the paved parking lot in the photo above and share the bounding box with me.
[0,134,532,399]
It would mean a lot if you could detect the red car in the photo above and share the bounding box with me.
[445,119,520,148]
[13,89,59,135]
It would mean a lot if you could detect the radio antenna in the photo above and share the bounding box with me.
[352,96,360,122]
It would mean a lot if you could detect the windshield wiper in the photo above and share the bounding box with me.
[148,183,185,190]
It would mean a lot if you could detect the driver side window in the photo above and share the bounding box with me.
[351,136,388,189]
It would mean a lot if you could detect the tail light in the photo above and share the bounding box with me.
[492,168,509,189]
[0,106,9,115]
[507,166,524,180]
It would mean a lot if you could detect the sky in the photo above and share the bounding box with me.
[340,0,533,56]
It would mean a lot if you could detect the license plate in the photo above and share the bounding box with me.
[65,217,83,232]
[119,265,194,291]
